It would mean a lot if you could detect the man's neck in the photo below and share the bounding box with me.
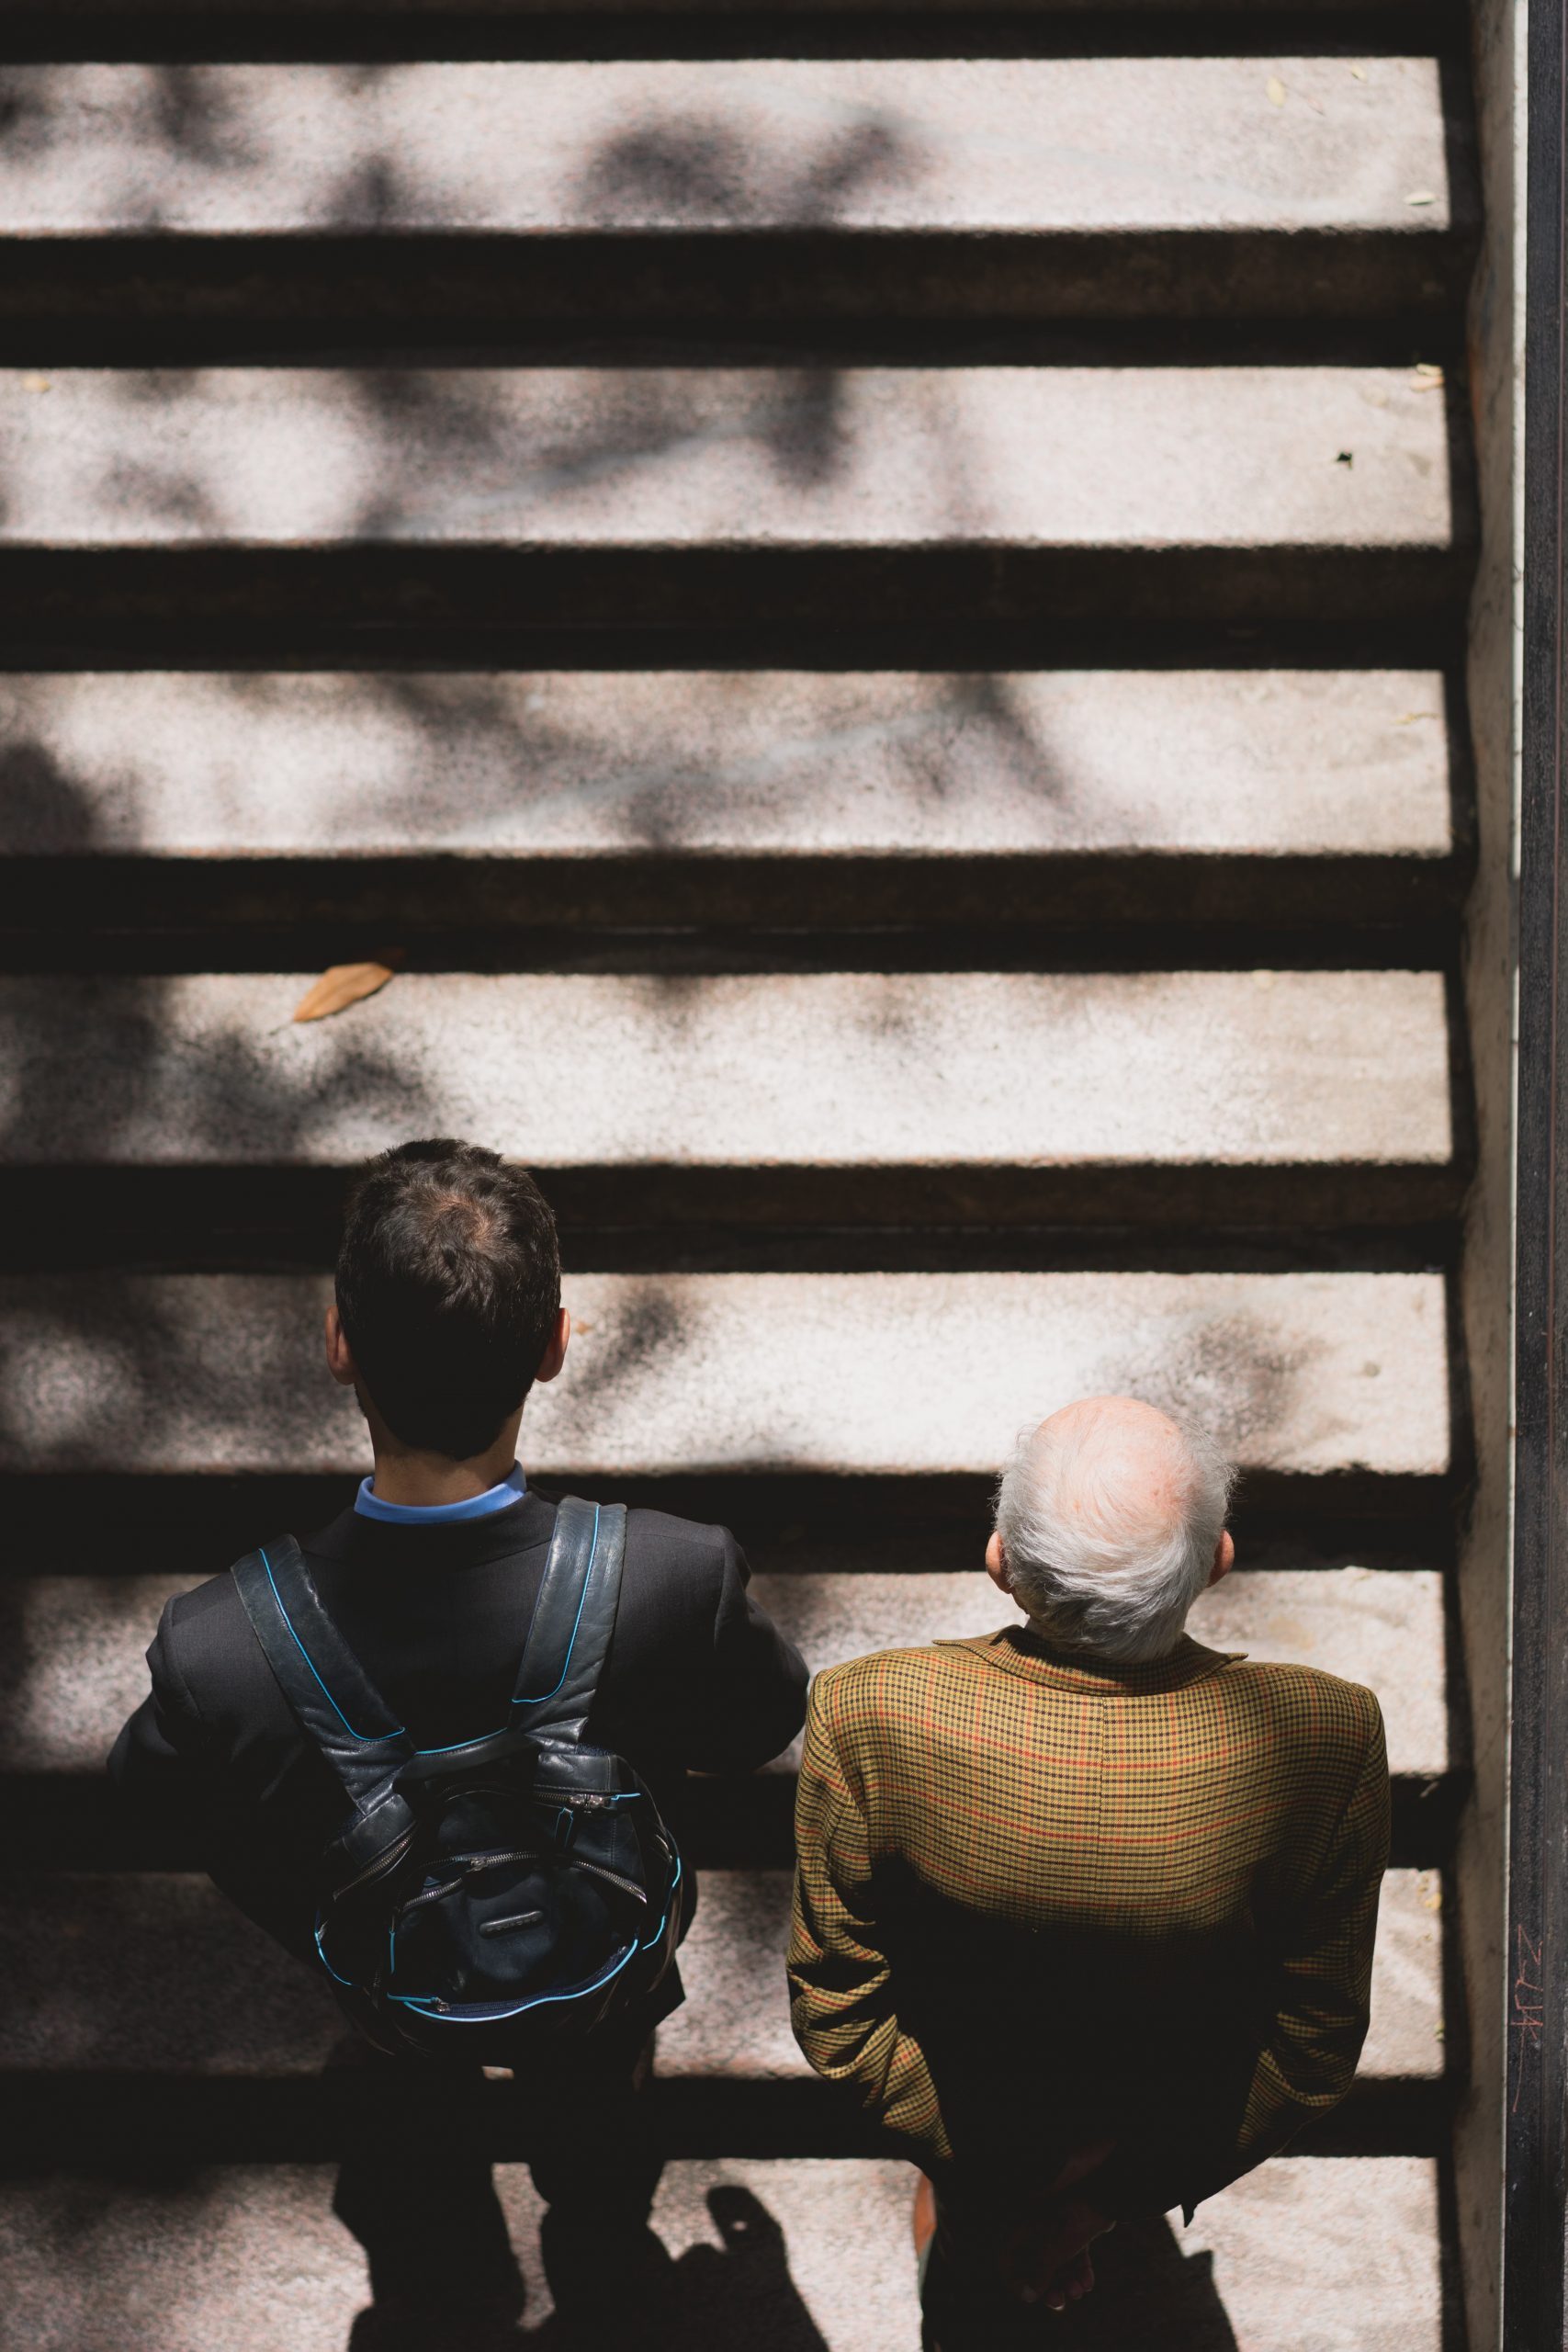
[367,1444,519,1510]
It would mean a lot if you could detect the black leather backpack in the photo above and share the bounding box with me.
[231,1497,682,2063]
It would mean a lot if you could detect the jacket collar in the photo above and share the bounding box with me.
[936,1623,1243,1695]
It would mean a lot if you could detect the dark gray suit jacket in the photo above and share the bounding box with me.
[110,1487,808,1986]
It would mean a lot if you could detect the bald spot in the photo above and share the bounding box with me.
[1027,1396,1199,1555]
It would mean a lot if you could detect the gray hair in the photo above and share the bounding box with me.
[993,1408,1235,1666]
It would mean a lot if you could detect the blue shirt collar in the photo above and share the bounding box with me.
[354,1464,527,1526]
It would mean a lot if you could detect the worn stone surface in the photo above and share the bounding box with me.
[0,368,1456,550]
[0,1862,1439,2079]
[0,1564,1446,1780]
[0,970,1451,1170]
[0,2154,1440,2352]
[755,1566,1450,1776]
[0,1571,1457,1769]
[0,1271,1450,1477]
[670,1865,1446,2086]
[1153,2157,1442,2352]
[0,62,1453,234]
[0,2159,924,2352]
[0,669,1455,859]
[28,0,1450,13]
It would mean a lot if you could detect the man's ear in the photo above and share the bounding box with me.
[986,1528,1012,1595]
[324,1302,358,1390]
[534,1306,571,1386]
[1209,1529,1235,1588]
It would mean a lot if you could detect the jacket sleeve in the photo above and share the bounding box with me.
[108,1598,317,1967]
[1228,1694,1391,2169]
[677,1528,808,1774]
[1096,1689,1392,2222]
[107,1599,216,1839]
[786,1665,953,2163]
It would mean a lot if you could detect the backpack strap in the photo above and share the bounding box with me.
[509,1497,626,1744]
[231,1535,410,1814]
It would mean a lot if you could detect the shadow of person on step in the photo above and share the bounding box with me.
[652,2188,829,2352]
[1055,2211,1241,2352]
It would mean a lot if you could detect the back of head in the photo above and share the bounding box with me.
[993,1397,1235,1666]
[335,1138,561,1460]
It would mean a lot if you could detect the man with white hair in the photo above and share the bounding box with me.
[788,1396,1389,2348]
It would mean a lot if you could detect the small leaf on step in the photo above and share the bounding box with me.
[1405,189,1438,208]
[1265,76,1286,106]
[292,962,398,1023]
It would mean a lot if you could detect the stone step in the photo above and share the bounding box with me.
[0,60,1468,322]
[0,1271,1450,1487]
[0,970,1453,1233]
[0,2154,1447,2352]
[15,0,1460,20]
[0,1864,1444,2086]
[0,365,1468,629]
[0,666,1462,937]
[0,1565,1450,1783]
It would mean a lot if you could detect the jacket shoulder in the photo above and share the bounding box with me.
[612,1506,739,1650]
[1216,1657,1385,1755]
[153,1561,291,1732]
[810,1644,958,1723]
[623,1505,729,1565]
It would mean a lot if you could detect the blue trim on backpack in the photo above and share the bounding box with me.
[386,1937,637,2020]
[261,1547,406,1744]
[640,1853,683,1951]
[313,1916,357,1989]
[512,1504,601,1708]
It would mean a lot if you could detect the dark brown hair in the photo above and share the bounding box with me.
[335,1139,561,1460]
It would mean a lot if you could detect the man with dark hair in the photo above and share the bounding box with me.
[111,1138,808,2351]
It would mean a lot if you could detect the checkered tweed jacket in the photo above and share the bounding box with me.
[788,1622,1389,2218]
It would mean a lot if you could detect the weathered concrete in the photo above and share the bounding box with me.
[0,62,1454,235]
[0,1865,1442,2081]
[0,1566,1449,1780]
[25,0,1452,14]
[673,1866,1447,2088]
[0,669,1455,860]
[1171,2157,1442,2352]
[0,970,1451,1170]
[0,2155,1442,2352]
[0,1271,1450,1476]
[0,368,1458,551]
[756,1566,1450,1776]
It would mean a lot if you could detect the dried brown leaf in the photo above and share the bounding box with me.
[292,961,397,1023]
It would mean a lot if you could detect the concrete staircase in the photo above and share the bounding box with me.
[0,6,1476,2346]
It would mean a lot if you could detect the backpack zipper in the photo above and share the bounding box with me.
[398,1849,541,1913]
[335,1822,416,1900]
[571,1858,650,1906]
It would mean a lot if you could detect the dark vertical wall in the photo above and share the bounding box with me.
[1506,0,1567,2340]
[1461,3,1524,2342]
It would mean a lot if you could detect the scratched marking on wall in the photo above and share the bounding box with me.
[1511,1923,1544,2112]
